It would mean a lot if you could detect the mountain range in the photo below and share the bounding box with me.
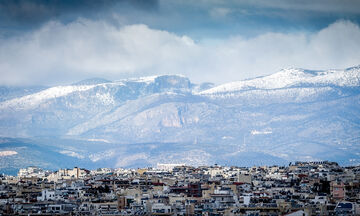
[0,66,360,174]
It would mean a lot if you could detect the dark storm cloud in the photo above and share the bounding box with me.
[1,0,360,39]
[249,0,360,14]
[0,0,158,33]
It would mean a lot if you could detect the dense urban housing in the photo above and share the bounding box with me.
[0,161,359,215]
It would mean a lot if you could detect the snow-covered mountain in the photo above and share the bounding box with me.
[201,66,360,94]
[0,67,360,173]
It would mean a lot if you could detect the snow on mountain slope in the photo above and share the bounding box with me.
[0,85,97,109]
[118,75,161,84]
[202,86,347,105]
[0,75,196,138]
[0,74,192,111]
[72,78,111,85]
[66,93,168,136]
[201,66,360,95]
[0,86,48,102]
[0,66,360,171]
[66,91,213,142]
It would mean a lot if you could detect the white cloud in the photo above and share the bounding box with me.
[197,20,360,82]
[0,19,198,85]
[0,19,360,85]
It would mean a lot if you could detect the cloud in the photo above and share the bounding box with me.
[0,19,360,85]
[1,0,359,42]
[196,0,360,14]
[245,0,360,14]
[0,0,158,24]
[0,0,158,37]
[200,20,360,82]
[0,19,197,85]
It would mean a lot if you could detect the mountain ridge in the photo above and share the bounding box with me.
[0,66,359,173]
[201,66,360,95]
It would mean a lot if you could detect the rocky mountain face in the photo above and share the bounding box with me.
[0,67,360,174]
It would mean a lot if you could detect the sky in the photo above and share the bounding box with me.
[1,0,360,86]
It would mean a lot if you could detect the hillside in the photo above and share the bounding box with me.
[0,67,359,173]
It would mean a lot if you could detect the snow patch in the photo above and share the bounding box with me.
[251,129,272,135]
[59,150,85,159]
[87,138,110,143]
[0,151,18,156]
[222,136,234,140]
[89,150,116,162]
